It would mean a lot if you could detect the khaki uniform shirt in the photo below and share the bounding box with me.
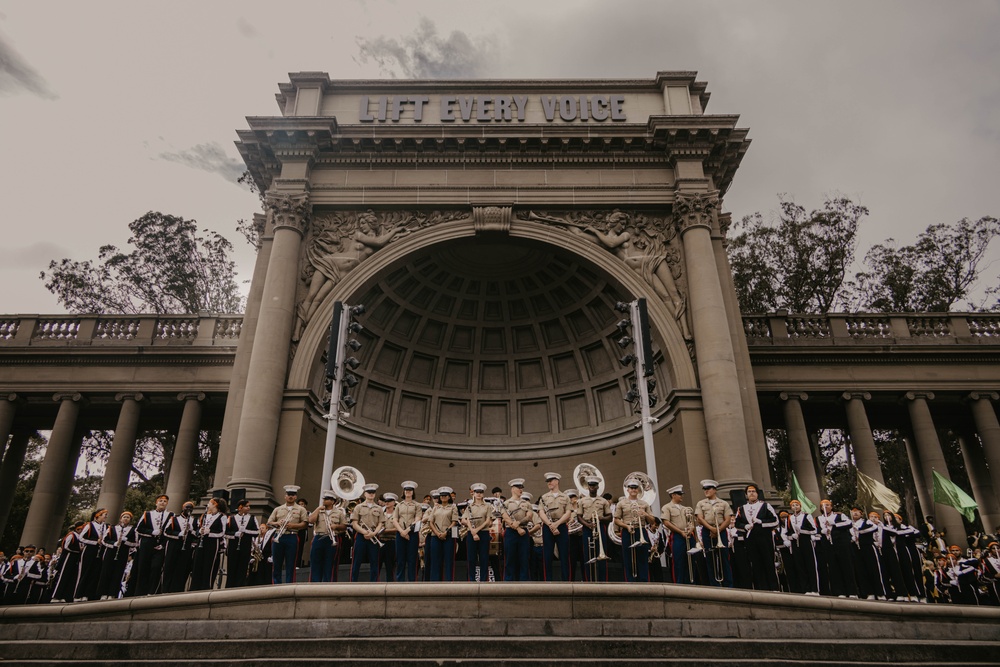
[429,504,460,533]
[695,497,733,529]
[268,503,309,529]
[351,502,385,532]
[462,501,493,533]
[661,501,693,535]
[313,507,347,536]
[393,500,423,532]
[503,497,532,525]
[539,490,570,523]
[577,496,611,525]
[616,498,652,530]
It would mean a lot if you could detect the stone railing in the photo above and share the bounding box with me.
[0,314,244,347]
[744,312,1000,345]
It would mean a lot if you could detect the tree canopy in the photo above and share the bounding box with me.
[40,211,243,315]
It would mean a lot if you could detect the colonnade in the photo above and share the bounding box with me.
[776,390,1000,544]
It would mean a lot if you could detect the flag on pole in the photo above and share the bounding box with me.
[788,471,817,514]
[932,469,978,523]
[856,469,901,513]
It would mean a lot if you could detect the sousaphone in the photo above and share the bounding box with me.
[623,471,657,506]
[573,462,605,497]
[332,465,366,502]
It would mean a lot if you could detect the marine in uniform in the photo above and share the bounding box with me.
[267,485,309,584]
[309,490,347,583]
[565,489,586,582]
[190,496,228,591]
[350,483,385,582]
[661,485,696,584]
[379,493,398,582]
[98,511,137,600]
[162,501,198,593]
[502,479,532,582]
[226,499,260,588]
[694,480,733,587]
[427,485,459,581]
[392,481,422,582]
[462,483,493,582]
[129,494,173,596]
[577,476,612,582]
[733,483,779,591]
[539,472,572,581]
[421,489,440,581]
[525,494,545,581]
[615,477,654,582]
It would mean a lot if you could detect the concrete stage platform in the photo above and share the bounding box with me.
[2,583,999,665]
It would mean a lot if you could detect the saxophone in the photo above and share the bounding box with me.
[248,534,263,576]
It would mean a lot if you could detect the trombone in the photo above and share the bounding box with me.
[710,512,726,584]
[585,505,611,566]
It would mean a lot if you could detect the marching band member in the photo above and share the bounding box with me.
[50,521,86,603]
[577,475,612,582]
[5,546,35,605]
[733,483,779,591]
[785,499,818,595]
[427,486,458,581]
[350,483,384,582]
[891,513,922,601]
[250,518,277,586]
[945,546,979,605]
[851,509,884,600]
[21,548,48,605]
[982,542,1000,605]
[614,477,654,582]
[538,472,572,581]
[130,494,173,596]
[309,490,347,583]
[695,480,733,587]
[75,508,108,601]
[226,499,260,588]
[379,493,398,582]
[876,510,910,601]
[392,481,422,582]
[162,501,198,593]
[98,511,137,600]
[565,490,586,583]
[266,485,308,584]
[463,483,492,582]
[897,515,927,601]
[502,479,532,582]
[661,485,694,584]
[190,497,228,591]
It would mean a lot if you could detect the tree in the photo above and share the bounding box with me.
[40,211,243,315]
[846,216,999,312]
[728,195,869,313]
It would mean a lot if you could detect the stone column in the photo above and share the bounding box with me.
[841,392,885,485]
[902,434,932,526]
[673,191,752,493]
[0,430,30,539]
[214,213,272,492]
[228,192,310,500]
[779,392,821,503]
[967,392,1000,531]
[956,433,999,534]
[96,393,144,521]
[21,393,83,549]
[905,392,966,545]
[165,392,205,512]
[0,393,19,462]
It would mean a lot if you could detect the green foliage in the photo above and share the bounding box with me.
[40,211,243,315]
[729,195,868,313]
[0,434,44,555]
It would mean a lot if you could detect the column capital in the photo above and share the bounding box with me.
[265,191,311,236]
[178,392,207,402]
[672,190,719,236]
[52,392,83,404]
[114,392,145,403]
[905,391,935,402]
[779,391,809,402]
[967,391,1000,403]
[841,391,871,402]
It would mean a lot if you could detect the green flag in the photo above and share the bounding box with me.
[856,469,901,514]
[932,470,978,523]
[788,471,817,514]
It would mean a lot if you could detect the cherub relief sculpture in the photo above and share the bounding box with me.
[524,209,692,340]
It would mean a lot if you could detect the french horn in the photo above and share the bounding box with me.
[573,462,605,497]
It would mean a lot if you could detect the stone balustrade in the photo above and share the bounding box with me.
[0,314,243,347]
[743,312,1000,345]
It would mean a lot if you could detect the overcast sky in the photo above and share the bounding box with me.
[1,1,998,315]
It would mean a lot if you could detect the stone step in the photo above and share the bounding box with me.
[1,637,997,665]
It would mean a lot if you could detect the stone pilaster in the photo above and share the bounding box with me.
[779,392,821,503]
[966,391,1000,531]
[673,191,752,493]
[228,191,310,501]
[840,392,885,485]
[905,391,966,544]
[166,392,205,513]
[21,393,84,549]
[0,430,29,539]
[96,393,144,521]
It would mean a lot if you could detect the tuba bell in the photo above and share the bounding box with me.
[332,465,366,502]
[623,471,657,507]
[573,462,606,497]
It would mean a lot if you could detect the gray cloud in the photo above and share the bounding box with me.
[355,17,497,78]
[157,142,246,184]
[0,31,55,99]
[0,242,70,269]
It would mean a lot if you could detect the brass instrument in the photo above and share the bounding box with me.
[333,465,367,547]
[320,508,338,547]
[711,510,725,584]
[573,462,606,497]
[273,506,295,541]
[586,505,611,566]
[248,533,263,577]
